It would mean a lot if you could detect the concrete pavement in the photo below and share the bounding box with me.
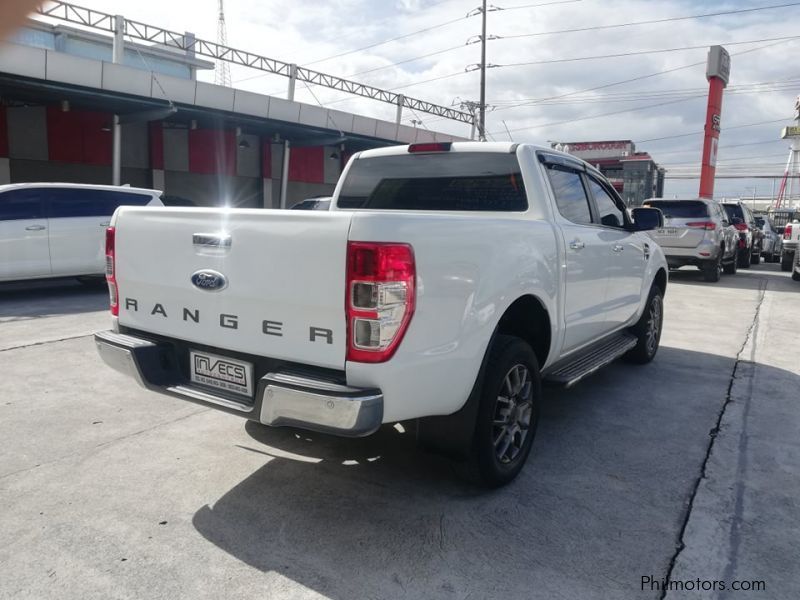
[0,266,797,599]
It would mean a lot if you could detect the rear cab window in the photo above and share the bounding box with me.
[337,152,527,211]
[643,200,709,219]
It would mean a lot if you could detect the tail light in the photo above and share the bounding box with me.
[785,224,793,240]
[686,221,716,231]
[733,223,748,232]
[105,227,118,316]
[408,142,451,153]
[346,242,415,363]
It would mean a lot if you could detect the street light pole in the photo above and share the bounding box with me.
[478,0,487,141]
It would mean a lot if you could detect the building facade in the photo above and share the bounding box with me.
[551,140,665,207]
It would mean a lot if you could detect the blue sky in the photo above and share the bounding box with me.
[39,0,800,199]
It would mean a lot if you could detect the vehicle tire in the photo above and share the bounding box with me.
[723,253,737,275]
[738,247,751,269]
[468,335,541,488]
[751,250,760,265]
[781,252,793,272]
[793,271,800,282]
[702,256,722,282]
[624,287,664,365]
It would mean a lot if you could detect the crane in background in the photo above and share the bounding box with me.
[215,0,231,87]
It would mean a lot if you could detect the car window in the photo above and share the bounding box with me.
[586,177,625,228]
[643,200,709,219]
[545,166,592,225]
[723,204,744,223]
[0,189,43,221]
[337,153,527,211]
[45,188,153,218]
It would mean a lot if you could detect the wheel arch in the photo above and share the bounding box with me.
[495,294,552,369]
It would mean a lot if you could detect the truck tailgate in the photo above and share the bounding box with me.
[113,207,352,370]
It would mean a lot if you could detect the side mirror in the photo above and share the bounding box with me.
[631,207,663,231]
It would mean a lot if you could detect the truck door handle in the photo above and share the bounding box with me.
[25,225,46,231]
[612,244,624,253]
[100,222,110,227]
[569,240,585,251]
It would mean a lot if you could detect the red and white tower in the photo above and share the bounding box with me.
[698,45,731,199]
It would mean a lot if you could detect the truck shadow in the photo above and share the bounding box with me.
[191,346,799,599]
[0,278,107,320]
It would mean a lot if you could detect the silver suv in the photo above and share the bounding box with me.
[642,198,738,282]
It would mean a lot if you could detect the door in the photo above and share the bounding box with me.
[585,175,646,329]
[46,188,152,276]
[0,188,50,281]
[543,163,611,352]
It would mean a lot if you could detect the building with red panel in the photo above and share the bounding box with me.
[551,140,665,207]
[0,19,462,209]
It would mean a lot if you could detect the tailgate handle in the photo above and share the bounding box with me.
[193,233,232,248]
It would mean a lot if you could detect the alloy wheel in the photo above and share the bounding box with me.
[492,364,533,464]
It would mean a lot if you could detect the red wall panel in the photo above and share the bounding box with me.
[46,106,111,165]
[0,106,8,157]
[81,112,112,165]
[288,146,324,184]
[149,121,164,170]
[188,129,236,175]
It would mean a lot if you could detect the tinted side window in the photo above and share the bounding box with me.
[587,177,625,228]
[46,189,152,218]
[0,189,43,221]
[545,166,592,224]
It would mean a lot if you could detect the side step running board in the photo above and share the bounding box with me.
[544,332,638,388]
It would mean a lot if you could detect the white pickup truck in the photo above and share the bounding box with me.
[95,142,668,486]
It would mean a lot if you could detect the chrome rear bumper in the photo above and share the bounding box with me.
[94,330,383,437]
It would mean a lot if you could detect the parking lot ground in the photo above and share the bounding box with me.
[0,266,798,600]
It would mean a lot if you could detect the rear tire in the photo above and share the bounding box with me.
[624,287,663,365]
[738,247,751,269]
[467,335,541,488]
[723,252,737,275]
[781,252,793,272]
[751,251,761,265]
[702,256,722,282]
[793,271,800,282]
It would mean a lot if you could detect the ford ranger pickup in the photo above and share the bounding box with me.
[95,142,668,486]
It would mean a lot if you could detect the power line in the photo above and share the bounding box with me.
[478,36,796,119]
[499,2,800,39]
[638,118,794,143]
[490,78,800,106]
[494,34,800,68]
[494,0,583,10]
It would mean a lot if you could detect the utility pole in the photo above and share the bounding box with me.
[478,0,487,141]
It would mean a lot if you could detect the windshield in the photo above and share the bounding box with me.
[337,152,527,211]
[642,200,708,219]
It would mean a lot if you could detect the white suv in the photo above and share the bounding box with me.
[0,183,163,283]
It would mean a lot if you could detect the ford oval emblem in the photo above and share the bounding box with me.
[191,269,228,292]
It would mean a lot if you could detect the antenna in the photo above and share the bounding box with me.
[215,0,231,87]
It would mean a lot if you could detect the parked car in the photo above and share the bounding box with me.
[780,217,800,272]
[290,196,332,210]
[0,182,163,283]
[94,142,667,487]
[794,243,800,281]
[755,216,782,263]
[722,201,761,268]
[642,198,738,282]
